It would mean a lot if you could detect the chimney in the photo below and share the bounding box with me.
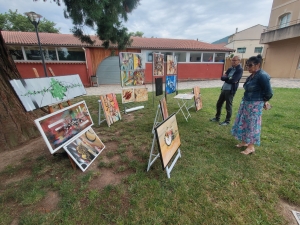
[197,38,198,41]
[236,28,238,33]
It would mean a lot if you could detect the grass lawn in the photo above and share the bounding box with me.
[1,87,300,225]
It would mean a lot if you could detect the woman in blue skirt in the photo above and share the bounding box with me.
[231,55,273,155]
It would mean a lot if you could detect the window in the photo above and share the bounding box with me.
[174,52,186,62]
[254,47,263,53]
[214,53,225,62]
[57,47,85,61]
[24,46,57,61]
[237,48,246,53]
[203,53,214,62]
[161,52,172,61]
[279,13,291,28]
[8,46,24,60]
[190,52,202,62]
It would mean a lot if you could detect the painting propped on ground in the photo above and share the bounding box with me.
[10,74,86,111]
[100,93,122,127]
[155,113,181,170]
[34,101,93,154]
[63,127,105,172]
[159,97,169,120]
[193,86,203,111]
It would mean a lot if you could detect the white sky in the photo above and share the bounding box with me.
[0,0,273,43]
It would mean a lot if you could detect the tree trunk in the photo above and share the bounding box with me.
[0,30,41,151]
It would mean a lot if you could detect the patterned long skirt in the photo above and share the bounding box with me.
[231,100,264,146]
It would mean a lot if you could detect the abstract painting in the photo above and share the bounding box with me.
[134,88,148,102]
[153,53,164,76]
[34,101,93,154]
[63,127,105,172]
[100,93,122,127]
[159,97,169,120]
[165,75,177,94]
[193,86,202,111]
[166,55,177,75]
[122,88,135,103]
[155,113,181,170]
[155,78,163,96]
[10,75,86,111]
[120,70,145,86]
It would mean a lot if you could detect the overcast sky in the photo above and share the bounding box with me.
[0,0,273,43]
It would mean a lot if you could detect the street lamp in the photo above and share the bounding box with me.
[24,11,48,77]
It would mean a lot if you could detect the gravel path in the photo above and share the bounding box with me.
[86,78,300,96]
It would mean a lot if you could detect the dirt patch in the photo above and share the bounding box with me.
[122,113,135,123]
[4,169,31,185]
[37,191,60,213]
[277,199,300,225]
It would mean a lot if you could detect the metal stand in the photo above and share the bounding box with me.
[165,149,181,179]
[152,104,163,134]
[98,100,106,126]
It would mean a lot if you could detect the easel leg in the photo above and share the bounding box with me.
[147,134,160,172]
[165,148,181,178]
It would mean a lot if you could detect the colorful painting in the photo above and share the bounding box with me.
[122,88,135,103]
[100,93,122,127]
[155,77,163,96]
[63,128,105,172]
[134,88,148,102]
[159,97,169,120]
[193,86,202,111]
[167,55,177,75]
[34,101,93,154]
[10,75,86,111]
[153,53,164,76]
[155,113,181,170]
[165,75,177,94]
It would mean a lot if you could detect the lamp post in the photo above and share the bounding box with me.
[24,11,48,77]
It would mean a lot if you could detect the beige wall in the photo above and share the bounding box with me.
[268,0,300,28]
[226,40,265,58]
[263,37,300,78]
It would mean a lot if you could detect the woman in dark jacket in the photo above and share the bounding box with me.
[231,55,273,155]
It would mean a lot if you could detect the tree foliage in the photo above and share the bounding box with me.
[34,0,140,49]
[0,9,60,33]
[129,31,144,37]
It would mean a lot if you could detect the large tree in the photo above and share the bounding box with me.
[0,0,139,151]
[0,9,60,33]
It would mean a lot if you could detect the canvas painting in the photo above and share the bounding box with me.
[193,86,202,111]
[63,128,105,172]
[34,101,93,154]
[100,93,122,127]
[153,53,164,76]
[10,75,86,111]
[122,88,135,103]
[155,113,181,170]
[167,55,177,75]
[165,75,177,94]
[119,52,144,71]
[155,77,163,96]
[159,97,169,120]
[134,88,148,102]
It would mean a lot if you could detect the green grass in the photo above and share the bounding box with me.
[0,87,300,224]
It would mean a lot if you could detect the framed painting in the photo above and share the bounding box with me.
[159,97,169,120]
[34,101,93,154]
[100,93,122,127]
[167,55,177,75]
[10,74,86,111]
[119,52,135,71]
[155,77,163,96]
[154,113,181,170]
[193,86,202,111]
[165,75,177,94]
[122,88,135,103]
[134,88,148,102]
[63,127,105,172]
[153,53,164,76]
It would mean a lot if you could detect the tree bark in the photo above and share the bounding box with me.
[0,30,41,151]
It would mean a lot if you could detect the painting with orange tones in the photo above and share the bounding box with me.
[63,127,105,172]
[100,93,121,127]
[159,97,169,120]
[193,86,202,111]
[122,88,135,103]
[134,88,148,102]
[154,113,181,170]
[153,53,164,76]
[34,101,93,154]
[166,55,177,75]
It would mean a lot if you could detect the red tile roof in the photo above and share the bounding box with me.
[2,31,233,52]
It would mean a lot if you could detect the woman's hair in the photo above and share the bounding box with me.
[247,54,262,65]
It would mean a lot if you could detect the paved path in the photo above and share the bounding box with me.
[86,78,300,96]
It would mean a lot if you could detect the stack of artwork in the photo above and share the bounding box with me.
[100,93,122,127]
[193,86,203,111]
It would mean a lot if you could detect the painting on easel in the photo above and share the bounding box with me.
[193,86,202,111]
[100,93,122,127]
[63,127,105,172]
[154,113,181,170]
[159,97,169,120]
[34,101,93,154]
[153,53,164,76]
